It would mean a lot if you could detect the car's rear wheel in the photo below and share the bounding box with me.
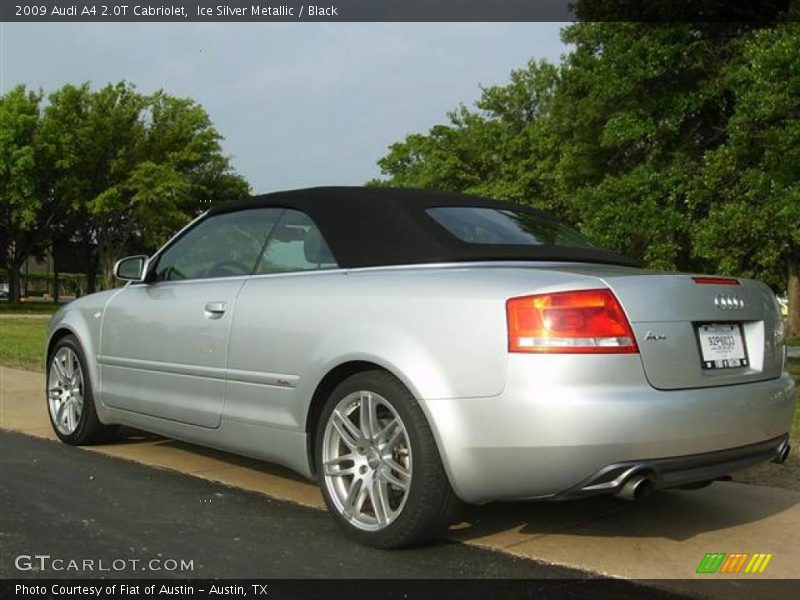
[316,370,458,548]
[47,335,117,445]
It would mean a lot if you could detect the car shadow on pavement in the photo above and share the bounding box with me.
[105,428,798,543]
[111,426,311,484]
[115,426,162,443]
[450,484,800,543]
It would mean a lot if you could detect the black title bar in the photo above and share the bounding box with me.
[1,0,794,23]
[6,578,800,600]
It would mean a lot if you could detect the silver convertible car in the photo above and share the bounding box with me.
[46,187,795,547]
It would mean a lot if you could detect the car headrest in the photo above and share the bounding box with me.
[304,228,335,265]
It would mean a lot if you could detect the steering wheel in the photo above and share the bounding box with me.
[204,260,251,278]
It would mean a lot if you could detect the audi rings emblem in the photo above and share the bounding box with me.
[714,294,745,310]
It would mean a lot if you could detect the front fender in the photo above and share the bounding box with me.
[46,289,124,424]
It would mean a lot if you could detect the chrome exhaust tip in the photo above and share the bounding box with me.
[616,474,655,501]
[773,443,791,464]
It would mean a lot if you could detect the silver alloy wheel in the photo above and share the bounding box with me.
[48,347,84,436]
[322,391,413,531]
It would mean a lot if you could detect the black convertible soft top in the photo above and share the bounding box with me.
[209,186,639,268]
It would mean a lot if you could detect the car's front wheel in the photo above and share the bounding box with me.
[47,335,118,445]
[316,370,458,548]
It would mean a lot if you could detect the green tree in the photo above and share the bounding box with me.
[375,23,758,266]
[0,85,53,304]
[374,60,565,214]
[375,20,800,320]
[41,82,146,292]
[92,89,250,288]
[694,23,800,335]
[42,82,250,290]
[551,22,770,269]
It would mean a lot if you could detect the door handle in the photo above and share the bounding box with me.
[204,301,228,319]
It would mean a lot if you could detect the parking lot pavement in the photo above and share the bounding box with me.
[2,366,799,599]
[1,429,689,600]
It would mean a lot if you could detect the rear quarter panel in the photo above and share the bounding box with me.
[225,265,607,430]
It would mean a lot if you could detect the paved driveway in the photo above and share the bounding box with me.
[0,431,589,581]
[1,366,798,599]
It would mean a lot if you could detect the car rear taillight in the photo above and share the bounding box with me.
[692,276,740,285]
[506,289,638,354]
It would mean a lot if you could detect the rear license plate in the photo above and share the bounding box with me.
[697,323,748,370]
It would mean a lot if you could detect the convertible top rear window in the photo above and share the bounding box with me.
[427,207,596,249]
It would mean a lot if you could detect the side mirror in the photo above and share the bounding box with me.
[113,255,149,282]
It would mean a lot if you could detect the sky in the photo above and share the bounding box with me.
[0,22,566,194]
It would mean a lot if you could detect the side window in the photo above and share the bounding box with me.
[254,209,338,274]
[153,209,282,282]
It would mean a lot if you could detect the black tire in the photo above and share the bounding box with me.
[46,335,118,445]
[315,369,459,548]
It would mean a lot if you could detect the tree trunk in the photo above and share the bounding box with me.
[103,261,116,290]
[7,262,22,306]
[53,269,60,304]
[788,260,800,340]
[86,268,97,294]
[78,231,98,294]
[85,248,98,294]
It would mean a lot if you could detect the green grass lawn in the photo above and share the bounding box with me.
[788,357,799,437]
[789,356,799,376]
[0,317,48,370]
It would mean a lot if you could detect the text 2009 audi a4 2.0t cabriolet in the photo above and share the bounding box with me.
[46,187,795,547]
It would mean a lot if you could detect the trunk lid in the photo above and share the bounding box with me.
[539,265,784,390]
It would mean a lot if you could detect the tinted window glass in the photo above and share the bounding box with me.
[154,209,281,282]
[427,207,595,248]
[254,209,338,274]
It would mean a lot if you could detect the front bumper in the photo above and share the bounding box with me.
[423,354,796,504]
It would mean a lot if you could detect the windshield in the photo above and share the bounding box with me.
[427,207,596,248]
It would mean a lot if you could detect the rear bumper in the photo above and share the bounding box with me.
[554,434,789,500]
[423,354,796,504]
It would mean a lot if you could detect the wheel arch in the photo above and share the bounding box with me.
[304,359,449,482]
[47,326,78,363]
[305,360,384,476]
[45,314,112,425]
